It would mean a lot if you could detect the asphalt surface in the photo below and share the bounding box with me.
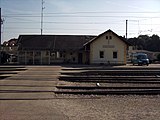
[0,65,160,120]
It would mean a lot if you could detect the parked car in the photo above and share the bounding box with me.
[131,53,150,66]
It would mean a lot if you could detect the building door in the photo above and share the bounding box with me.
[78,53,83,64]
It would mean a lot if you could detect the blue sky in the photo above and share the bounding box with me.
[0,0,160,43]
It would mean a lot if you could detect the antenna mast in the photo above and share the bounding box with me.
[41,0,45,35]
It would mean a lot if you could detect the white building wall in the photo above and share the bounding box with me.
[90,32,127,64]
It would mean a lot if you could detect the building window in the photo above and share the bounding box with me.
[106,36,112,39]
[109,36,112,39]
[106,35,112,44]
[113,52,117,59]
[100,51,104,58]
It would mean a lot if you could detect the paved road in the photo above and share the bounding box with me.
[0,65,160,120]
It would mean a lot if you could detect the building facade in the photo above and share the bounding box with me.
[84,30,130,65]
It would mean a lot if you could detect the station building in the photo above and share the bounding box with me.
[17,29,131,65]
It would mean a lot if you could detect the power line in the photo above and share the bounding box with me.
[3,28,142,32]
[3,26,147,31]
[4,21,160,26]
[3,11,160,15]
[6,17,38,22]
[3,15,160,18]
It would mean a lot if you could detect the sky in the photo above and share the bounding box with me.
[0,0,160,43]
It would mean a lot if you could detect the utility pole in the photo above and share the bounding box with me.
[41,0,45,35]
[0,8,1,50]
[126,20,128,40]
[0,8,1,64]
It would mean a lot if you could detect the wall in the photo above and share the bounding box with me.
[18,51,50,65]
[18,50,79,64]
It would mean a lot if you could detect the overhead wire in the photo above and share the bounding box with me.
[2,15,160,18]
[2,11,160,18]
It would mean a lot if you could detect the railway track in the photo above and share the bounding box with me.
[55,67,160,95]
[0,66,26,79]
[60,70,160,76]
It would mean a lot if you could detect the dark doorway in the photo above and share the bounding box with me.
[78,53,83,64]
